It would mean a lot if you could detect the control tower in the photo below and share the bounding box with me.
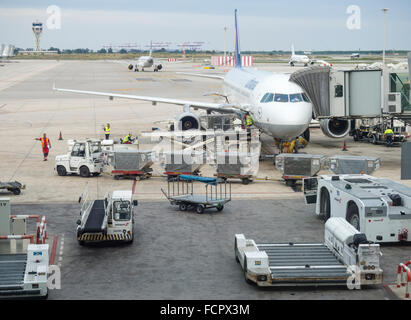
[32,21,43,51]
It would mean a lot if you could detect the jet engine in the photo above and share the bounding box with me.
[128,64,133,70]
[154,64,163,72]
[173,111,200,131]
[320,118,351,139]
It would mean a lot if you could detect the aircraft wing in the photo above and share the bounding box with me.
[176,72,225,80]
[53,86,248,114]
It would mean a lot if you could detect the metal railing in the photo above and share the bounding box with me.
[397,260,411,299]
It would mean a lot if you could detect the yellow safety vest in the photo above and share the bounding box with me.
[246,115,253,126]
[104,126,110,134]
[123,134,130,142]
[384,129,393,135]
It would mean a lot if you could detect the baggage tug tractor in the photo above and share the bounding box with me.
[304,174,411,243]
[235,218,382,287]
[76,188,138,245]
[55,139,104,177]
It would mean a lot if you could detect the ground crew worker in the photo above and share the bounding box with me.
[35,133,51,161]
[122,132,133,144]
[245,113,254,127]
[384,127,394,147]
[104,123,111,140]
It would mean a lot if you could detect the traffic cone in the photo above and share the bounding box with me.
[342,140,348,151]
[58,131,63,140]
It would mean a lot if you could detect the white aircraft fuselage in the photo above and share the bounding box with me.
[136,55,154,69]
[223,67,312,140]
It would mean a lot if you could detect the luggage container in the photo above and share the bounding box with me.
[107,149,153,180]
[328,155,380,175]
[161,151,204,180]
[275,153,326,189]
[200,114,238,131]
[211,151,259,184]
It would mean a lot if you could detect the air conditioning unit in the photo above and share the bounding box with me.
[386,92,402,114]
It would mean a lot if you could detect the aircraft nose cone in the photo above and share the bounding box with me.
[260,102,312,139]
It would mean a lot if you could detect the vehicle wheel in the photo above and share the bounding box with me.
[242,178,250,185]
[196,205,205,214]
[57,166,67,176]
[320,188,331,222]
[78,240,85,246]
[179,203,188,211]
[79,166,90,178]
[12,188,21,195]
[216,204,224,212]
[114,175,120,180]
[353,132,359,141]
[347,202,360,231]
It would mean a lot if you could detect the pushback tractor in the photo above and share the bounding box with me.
[55,139,104,177]
[76,186,138,245]
[304,174,411,243]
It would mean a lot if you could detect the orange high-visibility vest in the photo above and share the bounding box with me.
[41,138,50,148]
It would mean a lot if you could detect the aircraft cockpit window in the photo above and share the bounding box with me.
[290,93,303,103]
[260,93,269,103]
[274,94,289,102]
[260,93,274,103]
[302,93,310,102]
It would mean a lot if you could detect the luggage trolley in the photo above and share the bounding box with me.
[0,181,25,195]
[161,175,231,214]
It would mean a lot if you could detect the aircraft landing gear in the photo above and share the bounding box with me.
[134,67,139,72]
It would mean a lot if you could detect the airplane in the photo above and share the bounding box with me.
[289,44,313,67]
[350,52,360,59]
[54,10,352,150]
[127,41,163,72]
[0,44,15,62]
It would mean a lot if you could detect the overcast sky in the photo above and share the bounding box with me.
[0,0,410,51]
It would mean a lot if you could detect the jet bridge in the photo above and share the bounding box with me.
[289,66,382,119]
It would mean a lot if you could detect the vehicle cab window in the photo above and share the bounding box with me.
[113,201,131,221]
[274,94,289,102]
[71,143,86,157]
[89,142,102,155]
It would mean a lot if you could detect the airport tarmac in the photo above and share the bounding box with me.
[0,59,409,203]
[0,59,410,300]
[11,199,409,300]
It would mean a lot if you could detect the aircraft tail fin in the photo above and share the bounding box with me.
[291,44,295,56]
[149,41,152,57]
[234,9,242,68]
